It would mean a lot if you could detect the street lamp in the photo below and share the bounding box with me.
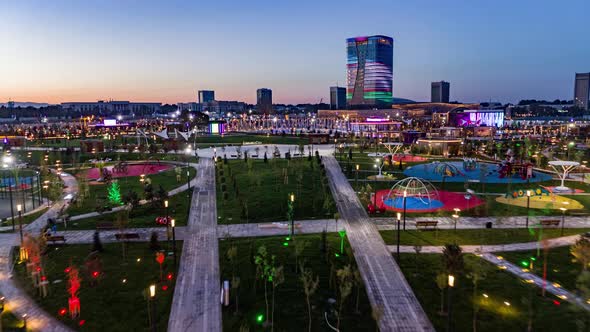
[403,190,407,231]
[526,190,531,228]
[560,207,567,236]
[447,275,455,332]
[148,284,157,332]
[3,157,15,230]
[396,212,401,261]
[452,210,459,238]
[17,204,23,245]
[171,219,177,266]
[288,194,295,238]
[355,164,359,189]
[164,200,170,243]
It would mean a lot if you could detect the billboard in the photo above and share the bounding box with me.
[452,110,504,127]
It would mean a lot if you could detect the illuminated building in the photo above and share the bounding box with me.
[330,86,346,110]
[346,35,393,108]
[256,88,273,114]
[574,73,590,111]
[198,90,215,104]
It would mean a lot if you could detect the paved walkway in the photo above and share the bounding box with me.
[0,171,78,332]
[323,156,434,331]
[168,158,221,332]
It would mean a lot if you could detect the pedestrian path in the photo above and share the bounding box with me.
[168,158,221,332]
[323,156,434,331]
[0,170,78,332]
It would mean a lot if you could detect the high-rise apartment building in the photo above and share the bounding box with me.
[198,90,215,104]
[346,35,393,108]
[574,73,590,110]
[431,81,450,103]
[256,88,273,114]
[330,86,346,110]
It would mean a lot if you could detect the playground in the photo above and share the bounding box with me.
[404,160,553,183]
[85,162,173,180]
[495,187,584,210]
[392,154,428,163]
[373,177,485,213]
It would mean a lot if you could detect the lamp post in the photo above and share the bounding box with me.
[171,218,177,266]
[526,190,531,228]
[396,212,401,261]
[355,164,359,189]
[560,207,567,236]
[288,193,295,238]
[403,190,407,231]
[452,208,460,238]
[164,200,170,244]
[17,204,23,245]
[148,284,156,332]
[446,275,455,332]
[43,180,49,207]
[3,157,15,231]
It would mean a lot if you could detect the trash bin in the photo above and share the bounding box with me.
[486,222,493,229]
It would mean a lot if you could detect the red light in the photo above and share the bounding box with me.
[553,300,561,306]
[36,266,41,272]
[58,308,67,316]
[64,267,71,273]
[162,285,169,291]
[167,273,173,280]
[79,320,86,326]
[41,275,47,281]
[92,271,99,278]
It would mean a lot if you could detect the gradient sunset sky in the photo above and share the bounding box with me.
[1,0,588,105]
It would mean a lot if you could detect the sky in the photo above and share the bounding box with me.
[1,0,589,105]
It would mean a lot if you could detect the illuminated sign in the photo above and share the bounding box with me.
[103,119,117,126]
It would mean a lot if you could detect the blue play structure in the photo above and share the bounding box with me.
[0,176,36,187]
[404,161,552,184]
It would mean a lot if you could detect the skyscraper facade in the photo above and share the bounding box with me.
[256,88,273,114]
[431,81,450,103]
[346,35,393,108]
[574,73,590,111]
[330,86,346,110]
[198,90,215,104]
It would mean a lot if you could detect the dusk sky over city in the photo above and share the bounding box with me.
[1,0,589,105]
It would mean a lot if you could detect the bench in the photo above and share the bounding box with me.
[415,221,438,230]
[47,236,66,245]
[115,233,140,240]
[96,222,115,230]
[540,219,560,227]
[569,210,589,217]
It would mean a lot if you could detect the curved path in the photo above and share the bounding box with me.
[0,170,77,332]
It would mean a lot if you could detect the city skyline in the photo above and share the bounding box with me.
[1,0,589,105]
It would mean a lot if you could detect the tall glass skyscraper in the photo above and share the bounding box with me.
[346,35,393,108]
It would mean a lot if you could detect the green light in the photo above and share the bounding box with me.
[520,261,528,267]
[283,242,289,247]
[335,253,340,257]
[256,314,264,323]
[530,257,536,261]
[285,237,291,241]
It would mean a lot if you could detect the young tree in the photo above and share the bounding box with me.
[270,263,284,332]
[571,236,590,271]
[442,243,464,276]
[294,239,309,274]
[299,262,320,332]
[254,246,271,326]
[435,273,447,315]
[466,255,490,332]
[336,264,354,330]
[107,180,123,205]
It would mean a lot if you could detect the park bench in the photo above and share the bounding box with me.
[230,154,238,158]
[540,219,560,227]
[569,210,589,217]
[47,236,66,245]
[115,233,140,240]
[415,221,438,230]
[96,222,115,230]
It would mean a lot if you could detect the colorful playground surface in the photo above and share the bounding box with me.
[375,189,484,213]
[496,193,584,210]
[391,155,428,162]
[404,161,553,183]
[85,162,173,180]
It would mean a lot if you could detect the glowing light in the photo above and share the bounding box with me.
[482,294,489,298]
[504,301,510,306]
[256,314,264,323]
[58,308,67,316]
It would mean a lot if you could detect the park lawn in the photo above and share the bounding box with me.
[216,158,336,224]
[66,166,195,216]
[13,242,180,332]
[0,207,49,232]
[60,192,191,230]
[501,246,584,292]
[219,233,376,332]
[0,310,27,331]
[379,228,590,246]
[398,253,587,332]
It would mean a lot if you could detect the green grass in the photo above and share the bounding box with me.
[501,246,584,292]
[216,159,336,224]
[60,191,192,230]
[398,253,588,331]
[0,208,49,233]
[66,166,195,216]
[219,233,376,332]
[380,228,590,246]
[13,242,180,332]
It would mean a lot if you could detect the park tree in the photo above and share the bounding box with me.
[107,180,123,205]
[254,245,272,326]
[435,272,448,315]
[571,236,590,271]
[270,263,284,331]
[442,243,464,276]
[299,262,320,332]
[336,264,354,330]
[466,255,491,332]
[293,239,309,274]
